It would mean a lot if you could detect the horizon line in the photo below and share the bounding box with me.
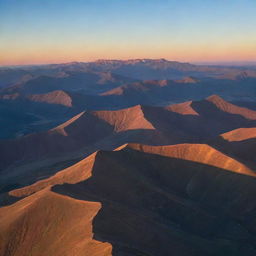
[1,58,256,68]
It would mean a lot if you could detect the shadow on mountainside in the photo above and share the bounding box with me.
[209,136,256,170]
[53,148,256,256]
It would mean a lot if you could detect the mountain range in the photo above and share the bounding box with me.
[1,59,256,256]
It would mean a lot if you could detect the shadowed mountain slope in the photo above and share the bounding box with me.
[165,101,199,115]
[141,95,256,141]
[209,127,256,169]
[1,70,133,95]
[2,96,256,193]
[205,95,256,120]
[9,143,254,199]
[0,105,155,168]
[9,152,98,198]
[51,146,256,256]
[127,143,254,176]
[2,59,256,89]
[0,105,163,195]
[86,59,256,80]
[3,144,256,255]
[100,80,169,96]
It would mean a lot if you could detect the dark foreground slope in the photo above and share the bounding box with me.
[53,145,256,256]
[2,144,256,256]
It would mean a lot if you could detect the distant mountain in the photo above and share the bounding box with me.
[85,58,256,80]
[99,77,256,107]
[175,76,200,83]
[2,75,256,140]
[0,70,137,139]
[0,94,78,139]
[2,95,256,196]
[2,59,256,116]
[0,69,31,88]
[0,66,59,89]
[0,105,165,192]
[197,94,256,120]
[27,90,73,107]
[142,95,256,140]
[2,58,256,89]
[1,70,133,95]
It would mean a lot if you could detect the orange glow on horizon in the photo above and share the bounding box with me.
[1,42,256,66]
[1,0,256,66]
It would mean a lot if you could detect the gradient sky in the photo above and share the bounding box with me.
[1,0,256,65]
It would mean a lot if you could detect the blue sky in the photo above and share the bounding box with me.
[0,0,256,65]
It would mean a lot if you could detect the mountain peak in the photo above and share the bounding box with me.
[165,101,199,115]
[206,94,224,102]
[204,94,256,120]
[92,105,155,132]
